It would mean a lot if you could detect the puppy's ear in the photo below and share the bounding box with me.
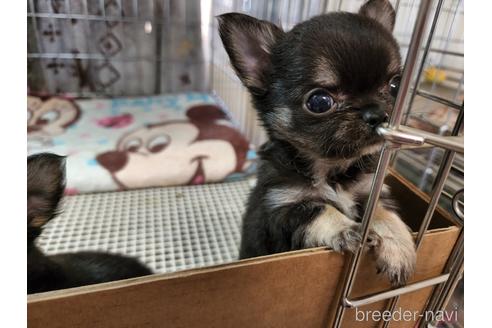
[217,13,284,95]
[27,153,66,232]
[359,0,396,32]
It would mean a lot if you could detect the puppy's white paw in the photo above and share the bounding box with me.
[330,226,383,254]
[329,225,362,253]
[371,207,416,286]
[373,236,416,286]
[304,204,378,254]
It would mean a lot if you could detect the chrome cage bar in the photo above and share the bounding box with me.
[343,274,450,309]
[331,1,464,327]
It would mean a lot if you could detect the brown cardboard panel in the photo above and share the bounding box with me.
[28,250,346,328]
[27,227,459,328]
[28,172,461,328]
[385,169,457,230]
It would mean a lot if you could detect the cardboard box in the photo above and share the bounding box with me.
[27,170,460,327]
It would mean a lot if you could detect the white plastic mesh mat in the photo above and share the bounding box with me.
[37,180,253,274]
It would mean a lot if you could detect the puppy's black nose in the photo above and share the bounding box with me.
[360,104,389,128]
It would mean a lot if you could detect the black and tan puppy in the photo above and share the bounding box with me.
[218,0,416,286]
[28,153,151,294]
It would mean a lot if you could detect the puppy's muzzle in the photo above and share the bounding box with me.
[359,104,389,128]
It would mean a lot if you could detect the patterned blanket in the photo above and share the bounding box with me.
[27,93,256,194]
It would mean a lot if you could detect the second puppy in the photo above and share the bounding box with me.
[28,153,152,294]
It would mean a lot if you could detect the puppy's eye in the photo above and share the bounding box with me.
[305,90,335,114]
[389,75,401,98]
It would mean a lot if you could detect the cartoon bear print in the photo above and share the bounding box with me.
[96,105,250,189]
[28,96,81,137]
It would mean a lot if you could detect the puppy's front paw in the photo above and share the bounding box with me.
[330,225,362,253]
[303,205,380,254]
[330,226,383,254]
[374,237,416,286]
[369,206,417,286]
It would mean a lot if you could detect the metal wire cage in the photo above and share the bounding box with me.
[27,1,464,327]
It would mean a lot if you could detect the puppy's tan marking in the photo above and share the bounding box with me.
[30,216,49,228]
[314,57,339,87]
